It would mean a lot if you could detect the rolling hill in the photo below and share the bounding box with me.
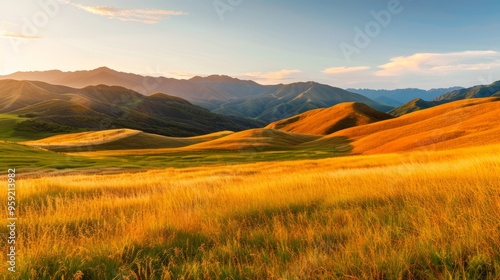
[307,97,500,154]
[266,102,394,135]
[22,128,321,155]
[23,97,500,158]
[22,129,234,152]
[0,80,264,138]
[0,68,391,121]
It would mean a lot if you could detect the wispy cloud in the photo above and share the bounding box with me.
[241,69,302,84]
[65,1,188,24]
[322,66,370,74]
[0,31,42,39]
[376,50,500,76]
[0,21,41,39]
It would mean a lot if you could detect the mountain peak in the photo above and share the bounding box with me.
[96,66,111,70]
[92,66,114,72]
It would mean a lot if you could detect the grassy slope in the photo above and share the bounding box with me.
[2,144,499,279]
[266,102,394,135]
[0,141,106,169]
[307,97,500,154]
[0,114,61,141]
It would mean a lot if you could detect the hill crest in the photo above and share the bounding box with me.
[266,102,394,135]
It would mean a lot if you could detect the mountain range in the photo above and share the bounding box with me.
[347,87,463,105]
[0,80,263,137]
[0,67,392,122]
[388,80,500,116]
[2,67,498,139]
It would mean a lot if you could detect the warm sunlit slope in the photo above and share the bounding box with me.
[71,128,322,156]
[306,97,500,154]
[266,102,394,135]
[0,80,73,113]
[184,128,321,151]
[22,129,234,152]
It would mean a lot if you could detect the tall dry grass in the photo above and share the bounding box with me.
[1,145,500,279]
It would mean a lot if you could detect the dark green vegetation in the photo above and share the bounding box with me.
[0,114,67,141]
[210,81,392,122]
[0,80,264,137]
[434,80,500,102]
[388,98,443,117]
[0,140,350,172]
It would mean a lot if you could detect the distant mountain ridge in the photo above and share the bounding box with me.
[0,67,392,122]
[388,80,500,116]
[433,81,500,102]
[0,80,264,137]
[212,82,393,122]
[348,87,463,104]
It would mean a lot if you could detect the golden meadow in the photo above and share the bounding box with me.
[1,144,499,279]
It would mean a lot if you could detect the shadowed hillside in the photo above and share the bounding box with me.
[433,80,500,102]
[389,81,500,116]
[24,97,500,157]
[212,82,392,122]
[388,98,443,117]
[0,80,264,137]
[22,129,234,152]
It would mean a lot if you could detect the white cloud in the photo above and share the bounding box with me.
[376,50,500,76]
[241,69,302,84]
[322,66,370,74]
[65,1,188,24]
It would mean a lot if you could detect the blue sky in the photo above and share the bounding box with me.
[1,0,500,89]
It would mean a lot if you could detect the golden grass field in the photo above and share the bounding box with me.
[2,144,499,279]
